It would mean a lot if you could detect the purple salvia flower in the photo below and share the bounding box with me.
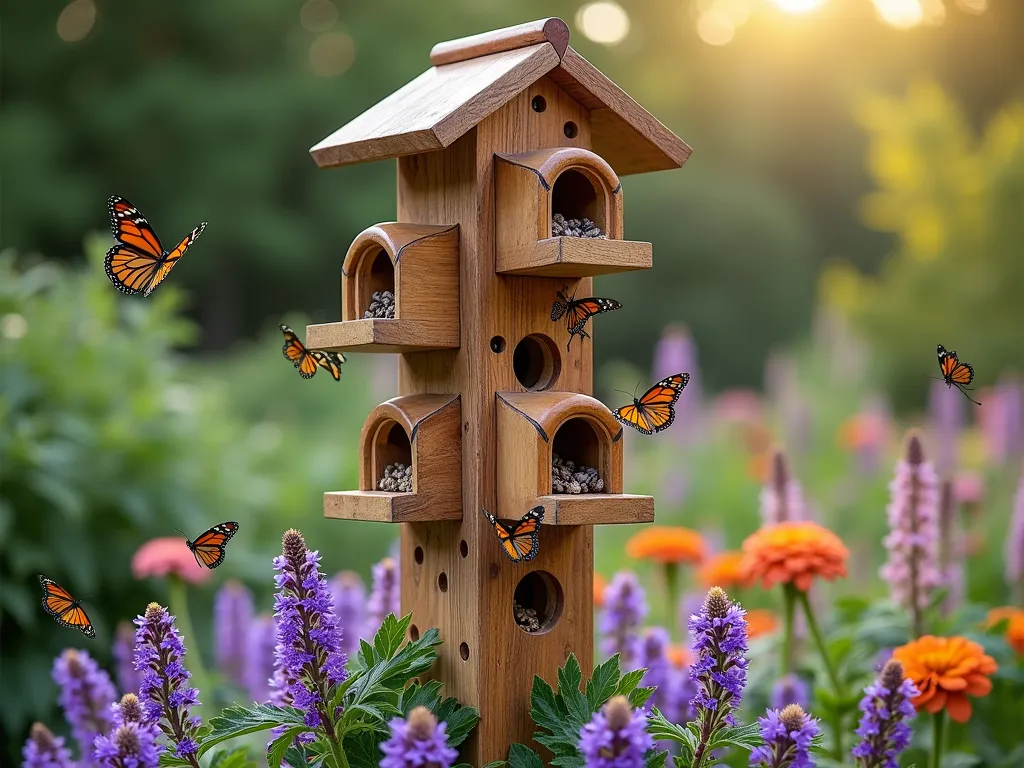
[639,627,674,720]
[981,378,1024,464]
[928,379,962,475]
[689,587,749,767]
[93,694,163,768]
[760,449,806,525]
[113,622,142,696]
[679,590,704,641]
[244,614,278,703]
[134,602,202,764]
[938,480,964,614]
[379,706,458,768]
[851,659,919,768]
[599,571,648,667]
[578,695,653,768]
[652,324,701,442]
[214,580,253,688]
[880,432,942,636]
[1007,466,1024,596]
[272,529,347,736]
[750,704,820,768]
[365,556,400,639]
[22,723,75,768]
[330,570,367,657]
[770,674,810,711]
[53,648,117,759]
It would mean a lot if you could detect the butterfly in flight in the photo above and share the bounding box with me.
[280,325,345,380]
[181,522,239,569]
[38,576,95,638]
[104,196,206,297]
[480,506,545,563]
[936,345,981,405]
[550,285,622,351]
[613,373,690,435]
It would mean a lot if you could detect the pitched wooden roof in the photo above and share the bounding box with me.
[309,18,691,176]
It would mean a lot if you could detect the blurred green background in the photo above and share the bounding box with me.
[3,0,1024,762]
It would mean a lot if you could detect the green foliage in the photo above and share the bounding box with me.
[648,709,763,768]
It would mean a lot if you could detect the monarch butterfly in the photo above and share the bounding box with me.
[104,196,206,297]
[480,506,545,563]
[182,522,239,569]
[612,373,690,435]
[38,576,95,638]
[550,285,622,351]
[936,345,981,406]
[280,325,345,380]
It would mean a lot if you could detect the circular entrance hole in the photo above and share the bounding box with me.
[532,95,547,112]
[563,121,579,138]
[513,334,560,391]
[437,572,448,593]
[490,335,506,353]
[513,570,564,635]
[459,642,470,661]
[414,546,424,565]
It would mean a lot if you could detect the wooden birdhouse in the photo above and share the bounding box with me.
[307,18,690,763]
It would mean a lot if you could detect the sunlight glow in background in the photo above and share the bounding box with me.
[576,1,631,45]
[768,0,829,13]
[56,0,96,42]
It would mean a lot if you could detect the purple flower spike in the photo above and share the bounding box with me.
[750,704,820,768]
[851,659,919,768]
[365,557,400,639]
[761,449,806,525]
[1007,468,1024,592]
[770,674,810,711]
[600,571,648,667]
[214,580,254,688]
[379,706,458,768]
[330,570,367,656]
[22,723,75,768]
[113,622,142,696]
[244,614,278,704]
[639,628,674,720]
[134,602,202,764]
[272,529,347,737]
[93,694,163,768]
[578,695,653,768]
[880,432,942,635]
[52,647,116,758]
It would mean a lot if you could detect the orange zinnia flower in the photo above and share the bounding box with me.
[594,573,608,608]
[745,609,779,640]
[987,607,1024,655]
[667,644,692,669]
[741,521,849,592]
[698,551,749,589]
[626,526,705,564]
[893,635,998,723]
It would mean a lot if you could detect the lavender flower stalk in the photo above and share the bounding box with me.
[134,602,203,765]
[365,556,400,639]
[639,628,674,720]
[1007,466,1024,599]
[244,614,278,703]
[928,379,962,475]
[880,432,942,636]
[272,529,347,738]
[600,571,648,667]
[53,647,116,758]
[750,704,820,768]
[213,580,254,688]
[93,694,163,768]
[22,723,75,768]
[652,324,702,444]
[938,480,963,614]
[330,570,367,656]
[761,449,806,525]
[113,622,142,696]
[379,706,458,768]
[770,674,810,711]
[851,659,919,768]
[689,587,749,768]
[578,695,653,768]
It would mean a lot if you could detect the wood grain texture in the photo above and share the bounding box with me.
[324,491,463,522]
[497,236,652,277]
[537,493,655,525]
[306,318,458,352]
[429,17,569,66]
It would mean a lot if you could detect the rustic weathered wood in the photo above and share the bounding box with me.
[306,318,457,353]
[429,17,570,66]
[324,491,462,522]
[498,237,652,277]
[537,493,655,526]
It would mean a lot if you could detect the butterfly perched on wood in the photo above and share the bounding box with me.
[104,196,206,297]
[613,373,690,435]
[280,325,345,380]
[550,285,622,351]
[38,576,95,638]
[936,345,981,405]
[480,506,545,563]
[181,522,239,569]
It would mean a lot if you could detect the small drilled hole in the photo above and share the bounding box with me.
[459,540,469,559]
[409,624,420,641]
[563,121,578,138]
[513,334,561,391]
[438,572,448,593]
[532,95,547,112]
[490,335,506,353]
[414,546,424,565]
[459,642,470,661]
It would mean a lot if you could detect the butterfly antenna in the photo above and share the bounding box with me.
[613,388,634,399]
[956,385,983,406]
[174,527,190,541]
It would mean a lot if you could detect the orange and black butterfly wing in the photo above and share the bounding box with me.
[637,373,689,433]
[566,297,622,335]
[189,521,239,569]
[613,402,654,435]
[38,576,95,638]
[280,325,319,378]
[503,506,544,562]
[105,196,164,296]
[312,351,344,382]
[949,361,974,386]
[142,223,206,297]
[937,345,959,382]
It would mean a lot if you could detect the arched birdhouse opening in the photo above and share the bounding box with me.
[513,570,564,635]
[355,246,396,320]
[551,416,607,494]
[370,420,412,492]
[551,168,605,235]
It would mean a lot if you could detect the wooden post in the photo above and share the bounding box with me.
[307,19,691,763]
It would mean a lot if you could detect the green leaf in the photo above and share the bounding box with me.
[549,757,586,768]
[343,626,442,721]
[529,674,567,736]
[399,680,444,714]
[158,755,193,768]
[646,750,669,768]
[507,743,545,768]
[441,705,480,747]
[481,763,507,768]
[373,613,412,660]
[614,668,647,698]
[711,722,763,751]
[556,656,591,727]
[343,730,386,768]
[358,638,378,668]
[628,684,656,710]
[585,654,621,711]
[647,709,691,746]
[283,743,319,768]
[208,747,256,768]
[266,727,309,768]
[200,703,306,757]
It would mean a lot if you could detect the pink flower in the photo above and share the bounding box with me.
[953,472,985,507]
[132,538,211,584]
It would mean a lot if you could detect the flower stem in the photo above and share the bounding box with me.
[167,574,210,706]
[663,562,679,631]
[796,590,843,760]
[930,711,946,768]
[782,585,797,676]
[328,737,350,768]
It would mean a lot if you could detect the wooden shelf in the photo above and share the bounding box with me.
[537,493,654,525]
[325,491,462,523]
[306,318,458,353]
[497,236,652,277]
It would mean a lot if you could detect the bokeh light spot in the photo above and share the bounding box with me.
[1,313,28,340]
[768,0,828,13]
[696,10,736,46]
[309,31,355,77]
[56,0,96,43]
[576,1,630,45]
[872,0,925,28]
[300,0,338,32]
